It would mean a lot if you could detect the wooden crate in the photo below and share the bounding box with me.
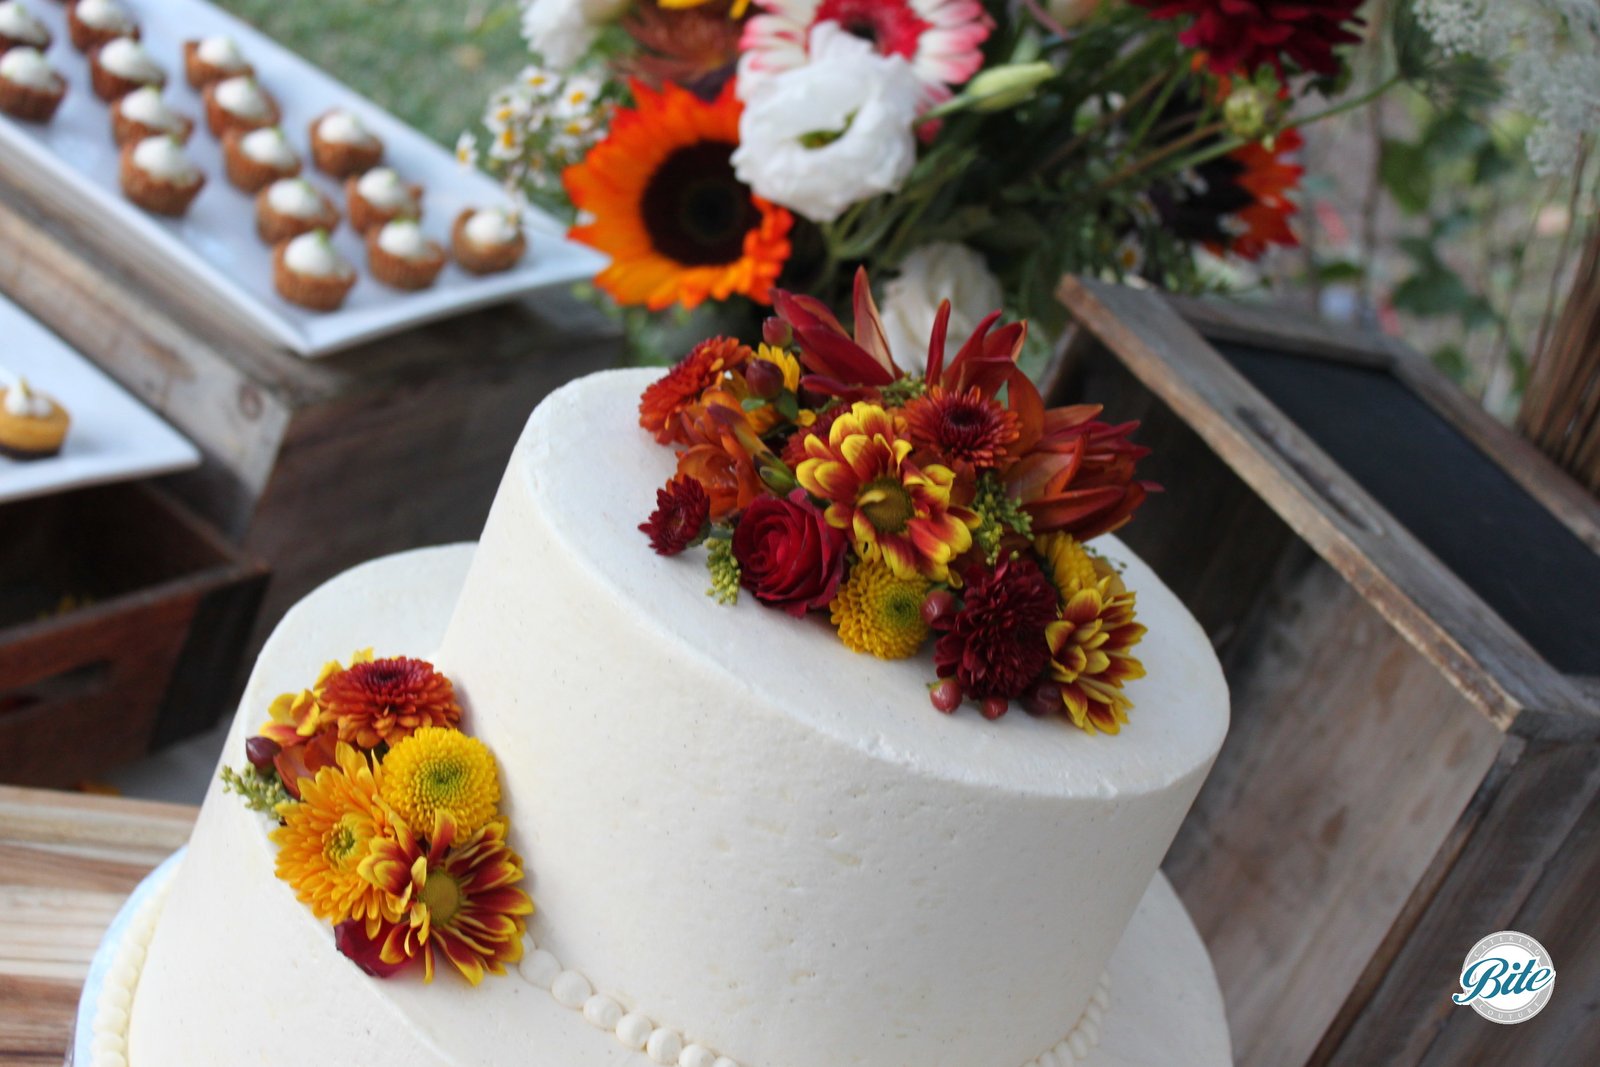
[0,483,267,787]
[1052,278,1600,1067]
[0,157,623,681]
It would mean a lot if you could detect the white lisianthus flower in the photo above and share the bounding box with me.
[519,0,625,69]
[880,242,1004,376]
[732,23,921,224]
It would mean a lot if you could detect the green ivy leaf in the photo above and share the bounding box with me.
[1380,139,1433,214]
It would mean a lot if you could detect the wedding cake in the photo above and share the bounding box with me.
[101,357,1231,1067]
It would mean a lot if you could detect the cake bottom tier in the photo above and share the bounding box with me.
[114,546,1231,1067]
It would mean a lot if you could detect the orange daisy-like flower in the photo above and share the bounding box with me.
[902,384,1022,472]
[361,812,533,986]
[675,391,769,521]
[564,79,791,311]
[1220,128,1304,261]
[639,336,751,444]
[1044,568,1146,735]
[319,655,462,751]
[796,402,977,583]
[271,743,402,937]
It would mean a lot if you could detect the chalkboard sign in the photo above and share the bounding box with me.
[1218,342,1600,676]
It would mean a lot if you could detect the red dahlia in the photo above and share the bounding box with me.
[902,385,1021,471]
[933,557,1060,700]
[1132,0,1365,78]
[319,657,462,750]
[640,473,713,556]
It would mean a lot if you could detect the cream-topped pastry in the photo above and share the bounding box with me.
[376,219,430,259]
[355,167,413,210]
[317,108,376,146]
[196,35,246,71]
[266,177,325,219]
[452,205,527,274]
[98,37,161,81]
[3,376,50,418]
[464,207,519,246]
[75,0,133,32]
[283,230,352,278]
[0,44,56,90]
[0,374,69,458]
[0,2,49,47]
[368,218,445,289]
[131,135,199,182]
[120,86,181,130]
[240,126,296,167]
[214,75,272,120]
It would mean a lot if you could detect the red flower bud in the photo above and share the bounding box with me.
[930,678,963,714]
[245,735,281,770]
[731,490,849,617]
[921,588,957,629]
[762,317,793,348]
[744,359,784,400]
[981,696,1010,720]
[1025,681,1063,717]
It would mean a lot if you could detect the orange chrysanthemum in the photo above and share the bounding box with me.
[564,79,791,311]
[902,385,1021,472]
[361,812,533,986]
[1044,566,1146,735]
[271,743,402,937]
[319,655,462,750]
[796,402,978,583]
[639,336,751,444]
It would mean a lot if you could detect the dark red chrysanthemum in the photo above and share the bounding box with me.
[640,473,712,556]
[933,556,1060,700]
[902,385,1021,471]
[319,657,461,750]
[638,337,752,444]
[1131,0,1365,78]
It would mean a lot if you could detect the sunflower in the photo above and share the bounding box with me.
[271,743,402,936]
[795,401,977,583]
[565,79,791,311]
[361,813,533,985]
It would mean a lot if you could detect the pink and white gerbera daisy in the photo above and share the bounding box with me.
[737,0,993,109]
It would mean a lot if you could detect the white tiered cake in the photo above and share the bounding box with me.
[110,368,1231,1067]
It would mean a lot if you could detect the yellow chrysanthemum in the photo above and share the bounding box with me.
[830,558,933,660]
[380,727,501,836]
[1036,532,1102,600]
[271,742,401,936]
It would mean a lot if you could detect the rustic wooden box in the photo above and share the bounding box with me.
[0,483,267,787]
[0,161,623,679]
[1051,278,1600,1066]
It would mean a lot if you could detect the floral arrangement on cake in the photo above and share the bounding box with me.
[221,651,532,986]
[463,0,1416,338]
[638,269,1150,731]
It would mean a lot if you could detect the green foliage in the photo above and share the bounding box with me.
[971,471,1033,566]
[221,763,292,816]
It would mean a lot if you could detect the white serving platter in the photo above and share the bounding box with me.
[0,0,607,357]
[0,290,200,504]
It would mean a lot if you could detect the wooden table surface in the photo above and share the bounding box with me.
[0,785,195,1066]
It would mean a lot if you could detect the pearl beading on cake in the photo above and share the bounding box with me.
[518,935,1110,1067]
[89,873,175,1067]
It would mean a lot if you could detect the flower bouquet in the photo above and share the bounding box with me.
[467,0,1405,343]
[637,268,1150,730]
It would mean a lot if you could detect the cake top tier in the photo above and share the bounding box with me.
[520,367,1227,797]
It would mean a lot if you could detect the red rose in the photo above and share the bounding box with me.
[731,490,849,617]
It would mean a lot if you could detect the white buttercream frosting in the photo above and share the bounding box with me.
[75,0,133,31]
[3,377,51,418]
[265,177,324,218]
[376,219,431,259]
[195,35,246,70]
[463,207,519,247]
[98,37,163,82]
[283,231,351,277]
[0,46,56,90]
[0,2,48,45]
[119,86,183,131]
[355,167,413,210]
[316,107,375,145]
[131,135,198,182]
[214,75,271,119]
[240,126,296,167]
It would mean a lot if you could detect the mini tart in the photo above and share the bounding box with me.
[0,2,52,55]
[272,232,356,312]
[67,0,137,54]
[0,383,70,460]
[111,87,193,147]
[119,136,205,217]
[366,221,446,291]
[89,38,165,101]
[0,47,64,122]
[202,76,280,138]
[345,170,421,235]
[222,126,300,193]
[255,178,339,244]
[182,37,251,89]
[309,108,383,178]
[451,208,527,275]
